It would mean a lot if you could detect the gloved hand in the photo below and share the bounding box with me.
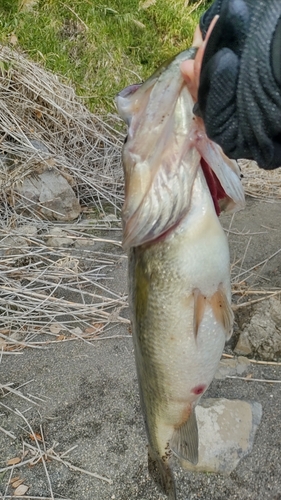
[194,0,281,169]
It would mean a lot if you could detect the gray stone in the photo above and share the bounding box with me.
[236,298,281,360]
[234,332,252,356]
[0,235,28,255]
[29,139,50,154]
[237,356,251,365]
[49,323,64,334]
[17,224,38,237]
[215,356,250,380]
[14,170,81,221]
[74,237,92,248]
[215,360,237,380]
[270,297,281,329]
[215,359,235,379]
[10,331,25,341]
[46,227,73,248]
[46,236,71,248]
[236,362,249,375]
[181,398,262,474]
[103,214,118,222]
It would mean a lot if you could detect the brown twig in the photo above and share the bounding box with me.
[226,376,281,383]
[22,441,113,484]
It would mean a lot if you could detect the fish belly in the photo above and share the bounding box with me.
[129,172,231,466]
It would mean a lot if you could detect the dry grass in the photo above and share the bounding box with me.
[240,160,281,201]
[0,45,129,349]
[0,44,124,209]
[0,44,281,351]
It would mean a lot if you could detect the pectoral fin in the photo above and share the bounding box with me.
[210,288,234,340]
[196,133,245,213]
[170,408,198,465]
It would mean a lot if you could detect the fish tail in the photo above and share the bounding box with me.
[148,446,177,500]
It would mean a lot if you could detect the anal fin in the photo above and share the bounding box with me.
[210,287,234,340]
[170,408,198,465]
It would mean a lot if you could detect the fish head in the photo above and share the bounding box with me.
[116,48,245,249]
[116,48,201,249]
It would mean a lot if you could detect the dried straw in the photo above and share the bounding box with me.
[0,45,124,209]
[0,45,281,350]
[240,159,281,200]
[0,45,130,347]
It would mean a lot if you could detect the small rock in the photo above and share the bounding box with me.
[10,331,24,341]
[46,227,72,247]
[237,356,251,365]
[234,332,252,356]
[181,398,262,474]
[236,356,251,375]
[103,214,118,222]
[215,358,237,380]
[17,224,38,237]
[0,235,28,255]
[49,323,63,334]
[221,358,237,368]
[14,170,81,221]
[30,139,49,153]
[270,297,281,329]
[0,339,6,349]
[48,227,65,236]
[236,363,248,375]
[47,236,71,248]
[70,327,83,336]
[74,237,92,248]
[235,298,281,360]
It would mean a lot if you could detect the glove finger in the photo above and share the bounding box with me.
[200,0,224,38]
[271,16,281,85]
[202,0,250,65]
[197,48,240,157]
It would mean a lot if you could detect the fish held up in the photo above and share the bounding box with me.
[116,47,245,499]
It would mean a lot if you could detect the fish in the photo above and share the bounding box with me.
[115,47,245,499]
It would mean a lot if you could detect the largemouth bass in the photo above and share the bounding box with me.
[116,47,245,499]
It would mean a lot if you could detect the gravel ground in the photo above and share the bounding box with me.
[1,197,281,500]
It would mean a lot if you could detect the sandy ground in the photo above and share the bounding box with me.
[1,197,281,500]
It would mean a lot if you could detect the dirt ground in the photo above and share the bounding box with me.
[1,196,281,500]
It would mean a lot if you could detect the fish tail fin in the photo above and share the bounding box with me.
[170,408,199,465]
[148,446,177,500]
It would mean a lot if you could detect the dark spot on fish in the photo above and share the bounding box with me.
[124,134,128,144]
[162,449,172,462]
[191,384,206,396]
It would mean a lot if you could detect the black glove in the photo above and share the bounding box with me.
[195,0,281,169]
